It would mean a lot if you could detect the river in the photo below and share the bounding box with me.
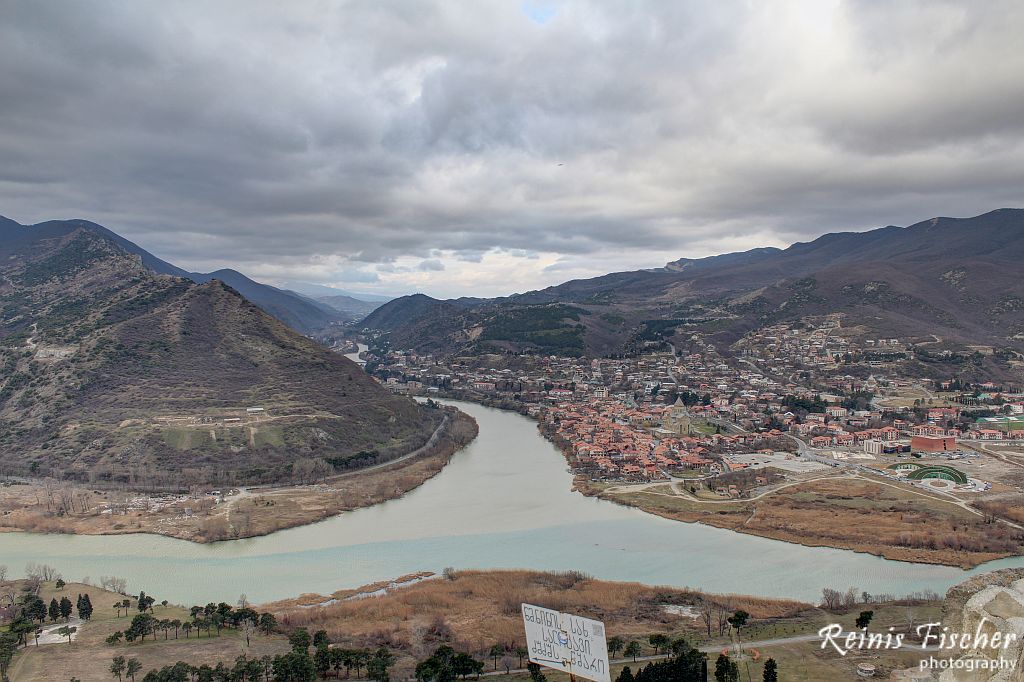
[0,345,1021,605]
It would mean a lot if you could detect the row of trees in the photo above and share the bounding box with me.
[613,652,778,682]
[111,628,398,682]
[106,597,278,646]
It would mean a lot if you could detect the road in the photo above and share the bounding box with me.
[243,412,452,494]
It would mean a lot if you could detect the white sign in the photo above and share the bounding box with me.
[522,603,610,682]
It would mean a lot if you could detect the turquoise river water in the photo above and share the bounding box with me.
[1,395,1022,605]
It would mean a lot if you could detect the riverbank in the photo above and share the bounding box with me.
[498,399,1023,570]
[0,406,478,543]
[577,475,1022,569]
[396,390,1024,569]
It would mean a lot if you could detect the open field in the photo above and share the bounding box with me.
[586,474,1024,568]
[0,570,957,682]
[266,569,946,681]
[3,580,290,682]
[0,408,477,543]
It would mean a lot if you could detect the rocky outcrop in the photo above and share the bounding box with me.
[939,568,1024,681]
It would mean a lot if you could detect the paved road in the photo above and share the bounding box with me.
[25,617,83,646]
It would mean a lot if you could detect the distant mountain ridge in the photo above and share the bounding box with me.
[363,209,1024,363]
[0,217,380,333]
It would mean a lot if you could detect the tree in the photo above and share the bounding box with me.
[78,593,94,621]
[289,627,311,653]
[489,644,505,671]
[56,625,77,643]
[313,630,330,649]
[527,662,547,682]
[49,597,61,623]
[272,650,316,681]
[55,578,66,590]
[106,632,124,645]
[111,655,126,681]
[608,636,625,659]
[624,641,643,662]
[762,658,778,682]
[241,618,257,646]
[416,645,459,682]
[315,646,333,679]
[514,645,528,668]
[127,614,156,643]
[727,610,748,630]
[259,612,278,634]
[60,595,74,621]
[714,654,739,682]
[856,611,874,629]
[648,634,669,655]
[821,588,843,610]
[125,658,142,682]
[615,667,633,682]
[452,652,483,680]
[368,647,396,682]
[23,594,47,623]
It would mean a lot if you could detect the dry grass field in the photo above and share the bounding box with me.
[593,475,1024,568]
[3,580,290,682]
[266,569,811,679]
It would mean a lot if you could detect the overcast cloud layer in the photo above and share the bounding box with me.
[2,1,1023,297]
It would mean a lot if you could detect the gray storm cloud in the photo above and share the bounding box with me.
[1,0,1022,296]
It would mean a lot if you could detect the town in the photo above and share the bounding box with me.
[360,314,1024,553]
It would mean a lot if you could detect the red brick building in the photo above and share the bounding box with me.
[911,435,957,452]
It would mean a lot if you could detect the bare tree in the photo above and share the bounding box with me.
[100,576,128,594]
[699,600,716,637]
[716,603,732,636]
[821,588,843,611]
[0,565,7,582]
[241,618,257,647]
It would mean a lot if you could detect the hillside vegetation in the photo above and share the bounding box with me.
[364,209,1024,366]
[0,226,439,487]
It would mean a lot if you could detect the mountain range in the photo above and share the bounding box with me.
[0,219,439,486]
[0,217,382,334]
[363,209,1024,368]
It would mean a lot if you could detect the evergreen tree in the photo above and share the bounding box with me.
[762,658,778,682]
[59,595,74,621]
[526,662,547,682]
[110,655,126,681]
[49,597,61,623]
[289,627,312,653]
[713,654,739,682]
[125,657,142,682]
[415,645,459,682]
[367,647,396,682]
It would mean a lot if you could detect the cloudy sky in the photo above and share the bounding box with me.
[2,1,1023,298]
